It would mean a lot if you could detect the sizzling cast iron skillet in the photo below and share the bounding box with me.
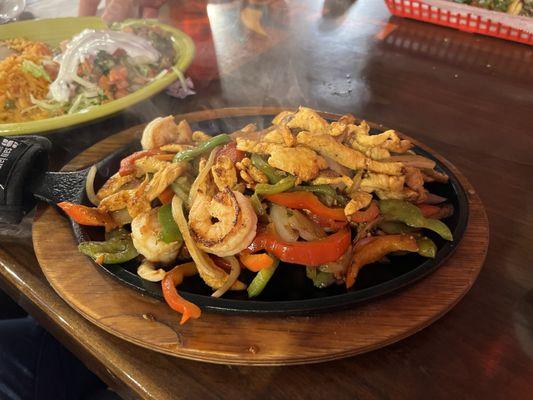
[1,114,468,314]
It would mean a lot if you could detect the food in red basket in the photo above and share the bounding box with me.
[452,0,532,16]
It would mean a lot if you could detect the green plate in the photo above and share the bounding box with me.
[0,17,195,136]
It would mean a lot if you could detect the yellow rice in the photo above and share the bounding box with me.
[0,38,54,123]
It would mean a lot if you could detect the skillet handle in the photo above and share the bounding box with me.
[0,136,51,224]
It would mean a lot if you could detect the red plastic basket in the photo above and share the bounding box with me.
[384,0,533,45]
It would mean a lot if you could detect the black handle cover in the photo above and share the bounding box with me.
[0,136,51,224]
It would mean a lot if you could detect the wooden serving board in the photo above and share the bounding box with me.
[33,107,489,366]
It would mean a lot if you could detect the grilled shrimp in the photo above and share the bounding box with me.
[188,188,257,257]
[131,208,182,264]
[141,116,193,150]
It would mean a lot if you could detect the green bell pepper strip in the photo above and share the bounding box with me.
[306,267,336,288]
[250,193,264,216]
[254,176,297,196]
[292,184,337,198]
[417,237,437,258]
[173,134,231,162]
[250,154,286,183]
[105,227,130,241]
[79,234,138,264]
[158,204,182,243]
[378,220,416,235]
[247,257,280,298]
[291,184,347,207]
[378,199,453,241]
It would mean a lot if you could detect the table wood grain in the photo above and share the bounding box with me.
[1,0,533,399]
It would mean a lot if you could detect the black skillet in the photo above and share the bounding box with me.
[2,114,468,315]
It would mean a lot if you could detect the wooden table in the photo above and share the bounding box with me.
[1,0,533,399]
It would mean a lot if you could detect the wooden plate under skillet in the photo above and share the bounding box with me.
[33,107,489,365]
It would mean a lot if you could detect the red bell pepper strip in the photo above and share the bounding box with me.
[306,212,348,230]
[161,263,201,325]
[266,192,347,222]
[346,234,419,288]
[57,202,116,231]
[248,228,351,266]
[118,149,163,176]
[347,201,380,223]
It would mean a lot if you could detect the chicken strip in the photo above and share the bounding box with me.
[344,191,373,220]
[236,139,327,182]
[129,162,187,217]
[98,188,137,212]
[405,167,425,192]
[329,114,356,137]
[350,127,412,154]
[235,157,268,188]
[272,110,295,125]
[96,172,136,200]
[421,168,449,183]
[312,173,353,190]
[360,173,405,194]
[350,140,391,160]
[263,125,296,147]
[375,188,420,202]
[133,156,171,176]
[285,106,329,135]
[296,132,403,175]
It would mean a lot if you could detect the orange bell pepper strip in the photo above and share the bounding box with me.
[239,252,275,272]
[118,149,163,176]
[158,187,174,205]
[347,201,380,223]
[345,234,419,288]
[249,228,351,266]
[161,262,201,325]
[57,202,116,231]
[265,192,346,221]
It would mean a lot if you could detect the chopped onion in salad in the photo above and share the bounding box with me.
[49,29,160,102]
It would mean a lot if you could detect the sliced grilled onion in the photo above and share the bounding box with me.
[287,209,326,241]
[424,193,448,204]
[270,203,299,242]
[85,165,100,206]
[137,260,166,282]
[111,208,133,226]
[188,146,219,206]
[211,256,241,298]
[323,155,352,177]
